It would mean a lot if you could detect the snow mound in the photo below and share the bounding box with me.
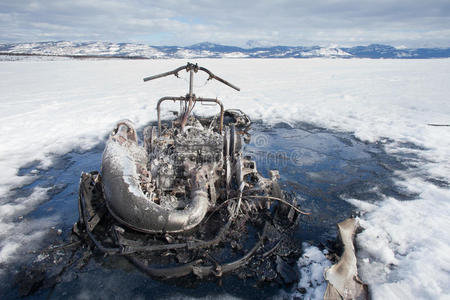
[292,243,331,299]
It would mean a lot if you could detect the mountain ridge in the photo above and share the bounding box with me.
[1,41,450,59]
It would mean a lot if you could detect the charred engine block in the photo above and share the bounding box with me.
[75,63,307,283]
[143,118,224,211]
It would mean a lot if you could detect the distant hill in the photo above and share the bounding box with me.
[1,41,449,59]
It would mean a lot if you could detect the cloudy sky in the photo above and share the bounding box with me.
[0,0,449,47]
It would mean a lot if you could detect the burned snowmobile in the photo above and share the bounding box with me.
[75,63,308,281]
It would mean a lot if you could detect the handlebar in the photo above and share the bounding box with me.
[143,65,186,82]
[143,63,240,91]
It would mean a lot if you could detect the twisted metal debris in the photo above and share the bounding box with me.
[73,63,306,281]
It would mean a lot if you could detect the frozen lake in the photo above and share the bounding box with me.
[0,59,449,299]
[3,120,415,299]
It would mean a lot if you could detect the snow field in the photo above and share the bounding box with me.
[0,58,449,298]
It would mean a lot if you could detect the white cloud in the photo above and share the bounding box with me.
[0,0,449,47]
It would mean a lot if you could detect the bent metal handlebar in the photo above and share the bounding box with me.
[143,65,186,82]
[143,63,240,92]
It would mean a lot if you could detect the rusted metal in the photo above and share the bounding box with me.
[142,65,186,82]
[75,63,304,283]
[157,96,224,134]
[143,63,239,91]
[198,97,225,132]
[180,67,195,130]
[156,96,185,135]
[199,66,240,91]
[147,62,238,133]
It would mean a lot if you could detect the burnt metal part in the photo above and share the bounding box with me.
[157,96,224,134]
[77,110,304,279]
[129,222,270,279]
[101,134,211,234]
[77,171,303,281]
[224,109,252,129]
[101,109,258,234]
[143,63,240,92]
[144,63,239,131]
[101,117,226,234]
[75,63,305,283]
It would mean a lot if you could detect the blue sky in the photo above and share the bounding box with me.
[0,0,449,47]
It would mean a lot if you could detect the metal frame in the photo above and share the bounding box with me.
[144,63,237,135]
[156,96,224,135]
[143,63,240,92]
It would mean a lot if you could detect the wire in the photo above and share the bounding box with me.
[427,124,450,127]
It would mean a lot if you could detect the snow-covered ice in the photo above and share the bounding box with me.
[0,58,449,299]
[293,243,332,299]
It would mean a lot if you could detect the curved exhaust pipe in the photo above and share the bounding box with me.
[101,121,209,233]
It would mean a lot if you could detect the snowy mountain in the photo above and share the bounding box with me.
[0,41,449,59]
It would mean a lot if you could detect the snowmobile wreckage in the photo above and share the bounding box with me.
[74,63,309,282]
